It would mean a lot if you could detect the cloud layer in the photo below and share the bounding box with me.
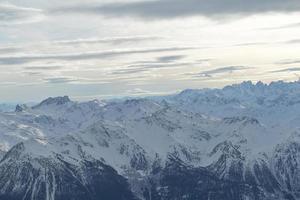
[1,1,300,101]
[0,3,44,25]
[58,0,300,19]
[191,66,249,78]
[0,46,198,65]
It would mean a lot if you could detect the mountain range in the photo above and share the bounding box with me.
[1,80,300,200]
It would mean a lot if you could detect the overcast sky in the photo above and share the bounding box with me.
[1,0,300,102]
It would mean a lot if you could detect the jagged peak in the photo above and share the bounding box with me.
[15,104,28,112]
[173,80,300,106]
[33,96,71,108]
[229,80,300,91]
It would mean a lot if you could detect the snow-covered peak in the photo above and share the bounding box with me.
[175,80,300,104]
[33,96,71,109]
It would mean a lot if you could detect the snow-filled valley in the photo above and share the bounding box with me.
[1,81,300,200]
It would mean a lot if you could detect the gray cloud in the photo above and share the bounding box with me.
[125,88,153,95]
[276,60,300,65]
[0,47,198,65]
[24,65,64,71]
[0,3,44,25]
[53,36,163,46]
[110,63,178,75]
[0,46,22,54]
[108,54,190,75]
[56,0,300,20]
[272,67,300,73]
[24,71,43,76]
[130,55,189,65]
[43,77,78,84]
[156,55,186,63]
[110,59,207,76]
[231,42,269,47]
[22,65,64,76]
[110,68,150,75]
[191,66,249,77]
[282,39,300,44]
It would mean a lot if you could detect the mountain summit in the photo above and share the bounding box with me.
[33,96,71,108]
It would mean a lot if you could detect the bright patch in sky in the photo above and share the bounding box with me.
[1,0,300,101]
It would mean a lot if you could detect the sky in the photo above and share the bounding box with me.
[1,0,300,102]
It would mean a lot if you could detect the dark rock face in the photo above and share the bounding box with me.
[140,155,296,200]
[0,142,298,200]
[15,104,28,112]
[160,158,248,200]
[0,143,137,200]
[273,142,300,199]
[142,156,255,200]
[207,141,282,194]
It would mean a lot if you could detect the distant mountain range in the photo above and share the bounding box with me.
[1,80,300,200]
[0,103,16,112]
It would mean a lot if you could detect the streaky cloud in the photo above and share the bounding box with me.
[23,65,64,71]
[109,60,207,76]
[43,77,78,84]
[276,59,300,65]
[55,0,300,20]
[261,22,300,30]
[52,36,163,45]
[190,66,250,77]
[156,55,186,63]
[0,3,44,25]
[272,67,300,73]
[0,46,22,54]
[0,46,199,65]
[282,39,300,44]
